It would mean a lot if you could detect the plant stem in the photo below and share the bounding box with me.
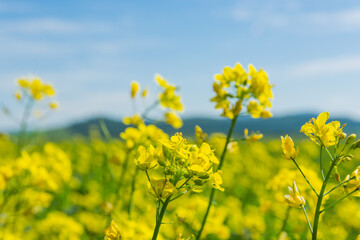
[320,189,358,213]
[312,157,338,240]
[278,207,290,237]
[319,146,325,180]
[99,118,113,141]
[324,177,355,196]
[17,98,34,154]
[301,205,313,234]
[128,168,139,218]
[196,115,238,240]
[292,159,318,196]
[152,197,171,240]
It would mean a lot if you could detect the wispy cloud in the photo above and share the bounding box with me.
[287,55,360,77]
[231,2,360,33]
[0,18,114,35]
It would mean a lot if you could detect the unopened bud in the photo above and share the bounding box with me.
[350,140,360,150]
[194,179,205,186]
[334,172,341,182]
[164,168,174,175]
[339,132,347,140]
[157,158,166,167]
[344,156,352,162]
[345,134,356,145]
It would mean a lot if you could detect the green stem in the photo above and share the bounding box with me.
[17,98,34,154]
[142,100,159,120]
[128,168,139,218]
[320,189,358,213]
[312,157,338,240]
[278,207,291,237]
[324,177,355,196]
[99,118,113,141]
[152,197,171,240]
[292,159,318,196]
[301,205,313,234]
[196,115,238,240]
[319,146,325,180]
[324,147,334,162]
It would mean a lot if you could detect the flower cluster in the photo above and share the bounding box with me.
[126,74,183,129]
[280,112,360,239]
[211,63,273,119]
[300,112,345,147]
[284,182,305,208]
[16,77,56,104]
[135,132,224,199]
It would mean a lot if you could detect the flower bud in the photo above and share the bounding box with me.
[339,132,347,140]
[350,140,360,150]
[345,134,356,145]
[194,179,205,186]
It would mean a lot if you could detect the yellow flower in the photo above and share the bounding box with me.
[214,63,248,86]
[148,177,177,199]
[284,182,305,208]
[195,125,208,144]
[280,135,298,160]
[123,114,144,126]
[142,88,148,97]
[187,142,219,177]
[156,74,183,111]
[244,128,263,142]
[135,145,158,171]
[18,78,29,88]
[209,170,225,191]
[104,220,121,240]
[343,166,360,196]
[30,78,44,100]
[248,64,273,108]
[42,84,55,96]
[165,112,183,129]
[300,112,344,147]
[15,91,22,100]
[49,102,59,109]
[131,81,140,98]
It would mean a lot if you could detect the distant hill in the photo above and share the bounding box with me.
[45,114,360,140]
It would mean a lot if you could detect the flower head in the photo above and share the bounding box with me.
[281,135,298,160]
[156,74,183,112]
[211,63,273,119]
[130,81,139,98]
[300,112,345,147]
[244,128,263,142]
[165,112,183,129]
[284,182,306,208]
[148,177,177,200]
[104,220,121,240]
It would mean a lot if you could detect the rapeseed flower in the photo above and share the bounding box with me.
[104,220,122,240]
[281,135,298,160]
[300,112,344,147]
[284,182,305,208]
[148,177,177,200]
[131,81,139,98]
[165,112,183,129]
[211,63,273,119]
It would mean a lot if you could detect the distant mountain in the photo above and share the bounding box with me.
[46,114,360,140]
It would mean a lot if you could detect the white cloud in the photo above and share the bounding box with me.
[0,18,113,35]
[287,55,360,77]
[230,2,360,33]
[305,9,360,29]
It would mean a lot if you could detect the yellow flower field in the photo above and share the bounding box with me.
[1,64,360,240]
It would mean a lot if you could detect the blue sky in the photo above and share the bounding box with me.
[1,0,360,130]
